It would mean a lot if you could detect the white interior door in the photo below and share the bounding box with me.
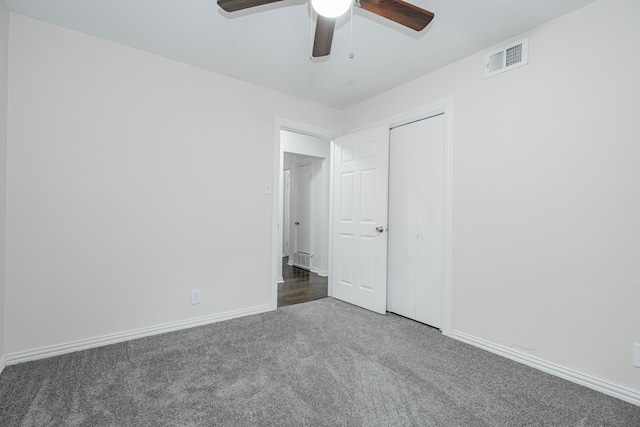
[387,114,445,328]
[295,163,312,255]
[332,126,389,314]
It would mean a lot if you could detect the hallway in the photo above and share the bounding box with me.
[277,257,328,307]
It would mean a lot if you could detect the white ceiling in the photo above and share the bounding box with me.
[5,0,597,109]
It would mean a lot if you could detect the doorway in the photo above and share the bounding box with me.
[277,130,332,307]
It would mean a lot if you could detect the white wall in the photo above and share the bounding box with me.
[345,0,640,394]
[0,0,9,368]
[5,13,341,355]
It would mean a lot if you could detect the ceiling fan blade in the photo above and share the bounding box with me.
[312,16,336,58]
[358,0,434,31]
[217,0,284,12]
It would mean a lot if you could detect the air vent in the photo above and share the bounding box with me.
[291,251,311,270]
[485,38,528,78]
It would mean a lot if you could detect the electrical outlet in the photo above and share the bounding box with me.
[634,343,640,368]
[191,289,201,305]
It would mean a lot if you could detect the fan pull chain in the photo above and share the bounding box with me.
[349,2,355,59]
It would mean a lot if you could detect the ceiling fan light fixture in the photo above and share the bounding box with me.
[311,0,351,18]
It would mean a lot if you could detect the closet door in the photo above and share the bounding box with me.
[388,114,445,328]
[387,123,419,320]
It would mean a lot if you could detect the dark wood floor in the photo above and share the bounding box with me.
[278,256,328,307]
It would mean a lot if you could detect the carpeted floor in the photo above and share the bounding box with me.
[0,298,639,426]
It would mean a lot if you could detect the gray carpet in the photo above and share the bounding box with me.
[0,298,638,426]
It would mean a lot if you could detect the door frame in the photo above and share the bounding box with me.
[271,119,339,310]
[271,97,454,337]
[282,169,291,258]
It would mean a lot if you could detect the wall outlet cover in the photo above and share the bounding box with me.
[634,343,640,368]
[191,289,201,305]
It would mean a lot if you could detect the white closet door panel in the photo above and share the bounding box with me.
[388,114,445,328]
[415,114,445,327]
[388,125,418,319]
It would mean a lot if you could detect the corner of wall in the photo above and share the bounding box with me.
[0,1,11,373]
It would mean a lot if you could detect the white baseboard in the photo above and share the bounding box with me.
[277,276,284,283]
[310,268,328,277]
[5,304,273,367]
[451,331,640,407]
[0,354,6,376]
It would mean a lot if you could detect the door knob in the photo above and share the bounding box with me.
[375,226,385,233]
[294,222,300,225]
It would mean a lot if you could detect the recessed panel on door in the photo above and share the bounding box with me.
[359,235,376,292]
[341,172,355,222]
[339,233,355,286]
[360,169,377,223]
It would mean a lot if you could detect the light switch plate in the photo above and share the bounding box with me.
[264,182,272,195]
[634,343,640,368]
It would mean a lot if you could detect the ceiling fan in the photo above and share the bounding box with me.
[217,0,435,58]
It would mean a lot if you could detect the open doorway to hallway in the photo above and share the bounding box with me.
[276,130,331,307]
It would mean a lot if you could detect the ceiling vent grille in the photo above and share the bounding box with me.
[485,38,528,78]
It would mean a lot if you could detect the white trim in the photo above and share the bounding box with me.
[452,331,640,407]
[350,98,454,134]
[0,354,7,376]
[277,276,284,284]
[327,140,335,297]
[311,268,329,277]
[441,99,455,338]
[5,304,272,366]
[290,262,310,271]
